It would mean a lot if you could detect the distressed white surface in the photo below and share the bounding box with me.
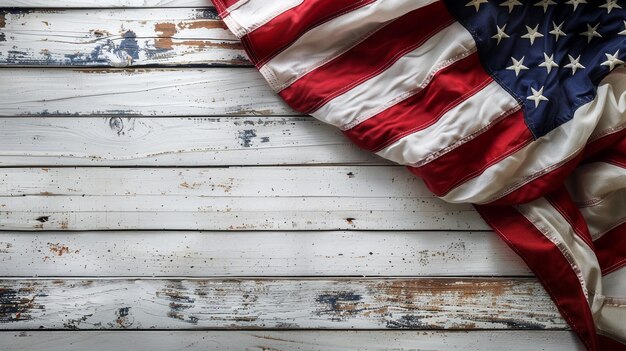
[0,2,560,346]
[0,8,249,67]
[0,231,529,277]
[0,68,295,116]
[0,278,565,330]
[0,166,487,231]
[0,331,586,351]
[0,117,383,166]
[0,0,214,6]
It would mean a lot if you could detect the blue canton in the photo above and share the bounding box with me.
[443,0,626,138]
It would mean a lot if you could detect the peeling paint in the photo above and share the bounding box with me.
[315,291,363,320]
[0,286,45,323]
[238,129,257,148]
[35,216,49,223]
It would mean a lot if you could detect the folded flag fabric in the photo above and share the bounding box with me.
[211,0,626,349]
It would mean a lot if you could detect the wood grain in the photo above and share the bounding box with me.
[0,68,295,116]
[0,278,565,330]
[0,117,383,166]
[0,331,585,351]
[0,166,488,231]
[0,230,529,277]
[0,8,250,67]
[0,0,215,7]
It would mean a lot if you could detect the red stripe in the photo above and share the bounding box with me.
[278,2,453,112]
[599,334,626,351]
[546,186,595,249]
[242,0,377,66]
[490,119,626,206]
[475,204,599,351]
[406,109,532,196]
[487,152,584,206]
[594,221,626,275]
[213,0,240,16]
[342,53,491,152]
[599,137,626,168]
[583,127,626,162]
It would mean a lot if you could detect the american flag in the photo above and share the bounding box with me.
[212,0,626,349]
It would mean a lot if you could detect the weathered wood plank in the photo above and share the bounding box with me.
[0,117,383,166]
[0,331,585,351]
[0,166,487,231]
[0,0,214,7]
[0,8,250,67]
[0,278,565,330]
[0,231,529,277]
[0,68,295,116]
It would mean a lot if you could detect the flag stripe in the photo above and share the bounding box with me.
[375,81,519,166]
[278,1,453,113]
[567,162,626,208]
[343,52,491,152]
[595,222,626,275]
[440,70,626,205]
[597,266,626,347]
[475,204,599,351]
[580,187,626,240]
[408,109,533,196]
[215,0,304,38]
[312,22,475,129]
[545,187,595,249]
[242,0,377,66]
[258,0,438,92]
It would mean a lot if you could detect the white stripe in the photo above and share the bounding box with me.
[580,187,626,240]
[376,81,519,166]
[597,266,626,344]
[312,22,476,129]
[567,162,626,206]
[259,0,438,92]
[441,67,626,204]
[221,0,304,38]
[567,162,626,239]
[516,198,603,311]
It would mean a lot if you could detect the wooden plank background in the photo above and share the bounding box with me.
[0,3,584,350]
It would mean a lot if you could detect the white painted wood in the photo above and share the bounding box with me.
[0,230,529,277]
[0,166,487,231]
[0,68,295,116]
[0,0,214,7]
[0,331,586,351]
[0,8,249,67]
[0,117,383,166]
[0,278,565,330]
[1,166,434,197]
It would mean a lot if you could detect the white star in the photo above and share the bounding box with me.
[527,86,549,108]
[506,56,529,76]
[580,23,602,43]
[565,0,587,10]
[538,53,559,74]
[564,54,585,75]
[466,0,488,11]
[601,50,625,71]
[619,21,626,35]
[549,21,567,41]
[521,25,544,45]
[534,0,556,12]
[499,0,523,13]
[599,0,622,13]
[492,24,510,45]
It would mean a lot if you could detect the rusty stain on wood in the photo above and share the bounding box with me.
[48,242,78,256]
